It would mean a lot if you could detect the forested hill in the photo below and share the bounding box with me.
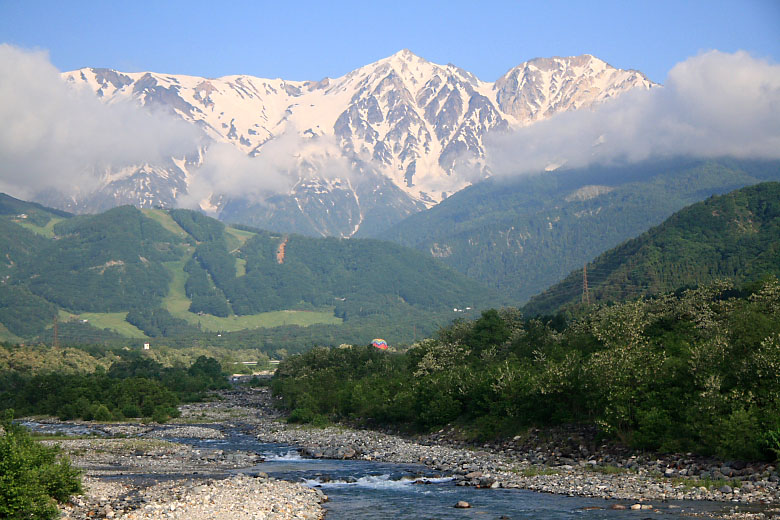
[0,196,495,345]
[378,158,780,304]
[523,182,780,316]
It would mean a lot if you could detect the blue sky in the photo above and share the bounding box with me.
[1,0,778,83]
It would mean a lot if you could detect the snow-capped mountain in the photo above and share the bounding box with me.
[57,50,654,237]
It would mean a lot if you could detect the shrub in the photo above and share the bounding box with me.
[0,411,82,519]
[716,407,765,461]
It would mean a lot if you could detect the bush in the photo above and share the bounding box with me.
[764,429,780,461]
[717,407,765,461]
[0,411,82,519]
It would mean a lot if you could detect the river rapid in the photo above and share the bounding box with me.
[197,429,736,520]
[26,419,752,520]
[22,388,778,519]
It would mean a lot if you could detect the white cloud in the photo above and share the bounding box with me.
[0,44,202,199]
[180,131,351,209]
[484,51,780,177]
[0,44,353,206]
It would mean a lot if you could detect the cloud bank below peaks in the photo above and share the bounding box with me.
[485,51,780,177]
[0,44,204,200]
[181,132,350,210]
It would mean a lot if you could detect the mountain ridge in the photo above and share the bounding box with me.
[379,158,780,303]
[522,181,780,315]
[0,193,496,346]
[50,50,654,237]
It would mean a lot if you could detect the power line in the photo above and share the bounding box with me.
[582,264,590,305]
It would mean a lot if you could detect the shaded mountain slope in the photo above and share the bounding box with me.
[523,182,780,315]
[379,158,780,303]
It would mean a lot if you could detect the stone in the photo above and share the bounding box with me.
[610,504,627,510]
[719,485,733,494]
[454,501,470,508]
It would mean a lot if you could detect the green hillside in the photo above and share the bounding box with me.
[523,182,780,316]
[0,196,495,346]
[378,158,780,303]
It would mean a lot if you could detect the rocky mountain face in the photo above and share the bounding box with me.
[56,51,653,237]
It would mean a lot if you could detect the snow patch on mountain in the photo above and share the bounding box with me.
[59,50,654,236]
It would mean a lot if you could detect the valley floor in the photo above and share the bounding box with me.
[45,388,779,519]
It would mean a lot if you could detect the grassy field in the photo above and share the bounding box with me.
[235,257,247,277]
[14,217,64,238]
[58,310,148,338]
[225,226,257,251]
[141,209,190,239]
[161,257,342,332]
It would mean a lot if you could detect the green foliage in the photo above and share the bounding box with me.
[0,286,57,337]
[764,429,780,461]
[17,206,184,313]
[125,307,196,337]
[0,354,229,421]
[169,209,225,243]
[381,158,780,304]
[0,197,493,345]
[0,411,82,519]
[0,218,50,279]
[273,279,780,460]
[525,181,780,315]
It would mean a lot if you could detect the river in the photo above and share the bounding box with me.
[181,428,734,519]
[22,421,745,519]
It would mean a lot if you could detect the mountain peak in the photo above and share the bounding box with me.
[57,53,655,237]
[389,48,422,61]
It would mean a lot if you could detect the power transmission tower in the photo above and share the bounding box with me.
[53,314,59,348]
[582,264,590,305]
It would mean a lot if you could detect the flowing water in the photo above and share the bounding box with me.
[183,429,734,520]
[24,422,740,519]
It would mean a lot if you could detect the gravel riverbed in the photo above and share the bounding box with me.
[44,391,326,520]
[43,388,780,519]
[238,389,780,517]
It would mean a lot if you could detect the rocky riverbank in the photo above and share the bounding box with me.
[227,389,780,512]
[40,387,780,519]
[40,397,326,520]
[58,475,324,520]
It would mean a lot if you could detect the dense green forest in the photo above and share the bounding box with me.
[0,353,229,422]
[0,342,270,377]
[272,278,780,461]
[523,182,780,316]
[379,158,780,303]
[0,196,493,347]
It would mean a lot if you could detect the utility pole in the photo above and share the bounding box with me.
[582,264,590,305]
[53,314,59,348]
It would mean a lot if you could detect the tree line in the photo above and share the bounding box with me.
[272,278,780,461]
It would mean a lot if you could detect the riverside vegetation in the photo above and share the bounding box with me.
[0,353,231,519]
[0,354,229,423]
[272,278,780,462]
[0,412,82,520]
